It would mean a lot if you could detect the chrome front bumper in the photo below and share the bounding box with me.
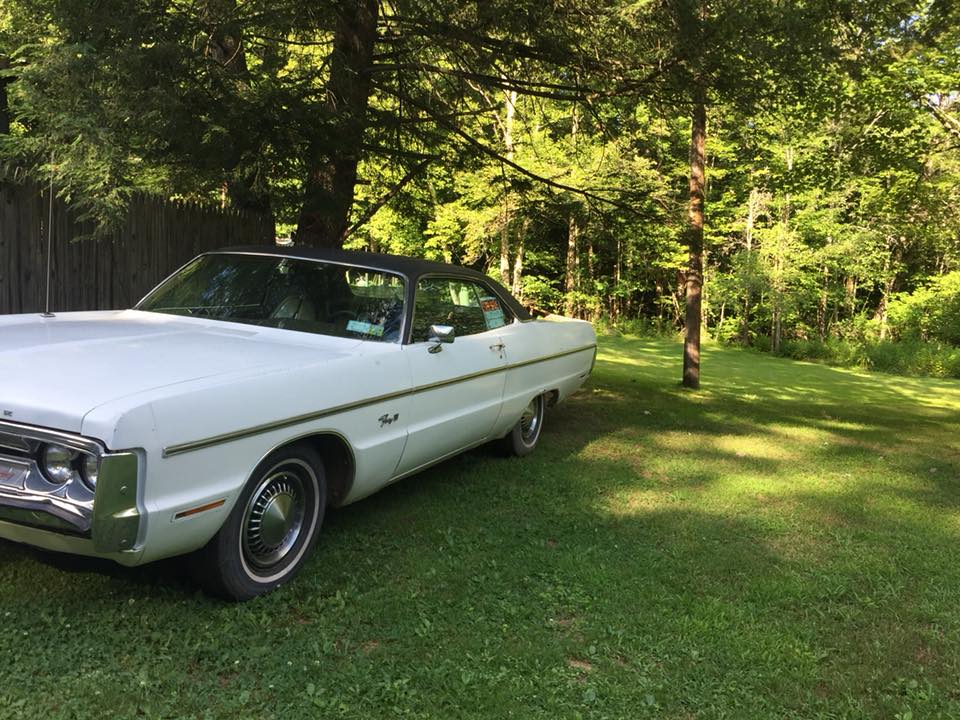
[0,420,142,554]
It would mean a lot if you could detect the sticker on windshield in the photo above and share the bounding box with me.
[480,297,506,329]
[346,320,385,337]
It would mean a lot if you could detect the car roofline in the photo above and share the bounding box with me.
[207,246,531,323]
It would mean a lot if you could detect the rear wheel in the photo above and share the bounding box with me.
[499,394,546,457]
[190,444,326,601]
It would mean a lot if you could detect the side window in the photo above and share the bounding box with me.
[412,278,511,341]
[478,292,511,330]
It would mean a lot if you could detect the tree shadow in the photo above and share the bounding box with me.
[2,336,960,715]
[0,336,960,717]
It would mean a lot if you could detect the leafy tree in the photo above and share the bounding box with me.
[3,0,960,382]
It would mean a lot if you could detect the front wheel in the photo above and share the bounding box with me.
[499,394,546,457]
[190,444,326,601]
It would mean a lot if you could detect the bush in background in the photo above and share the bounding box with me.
[775,337,960,379]
[886,271,960,346]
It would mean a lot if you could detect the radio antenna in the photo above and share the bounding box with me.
[41,154,54,318]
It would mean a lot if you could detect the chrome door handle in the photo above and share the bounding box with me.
[490,342,505,352]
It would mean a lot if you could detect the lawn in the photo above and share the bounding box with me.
[3,336,960,719]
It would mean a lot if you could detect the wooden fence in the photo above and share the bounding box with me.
[0,180,274,315]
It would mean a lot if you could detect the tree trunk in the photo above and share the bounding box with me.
[683,84,706,389]
[701,245,710,339]
[773,304,782,352]
[203,9,273,219]
[818,263,829,340]
[671,278,684,326]
[0,56,10,135]
[296,0,379,247]
[773,151,793,354]
[876,239,899,341]
[565,214,579,317]
[500,89,517,287]
[614,237,622,320]
[500,198,511,286]
[586,237,595,320]
[512,219,526,299]
[877,281,894,341]
[844,276,856,318]
[741,186,758,345]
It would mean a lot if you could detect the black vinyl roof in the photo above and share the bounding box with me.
[213,245,531,320]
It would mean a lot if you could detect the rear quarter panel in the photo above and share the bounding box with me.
[494,317,596,438]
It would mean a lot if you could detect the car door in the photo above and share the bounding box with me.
[394,277,509,476]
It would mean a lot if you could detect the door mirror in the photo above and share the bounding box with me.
[428,324,455,353]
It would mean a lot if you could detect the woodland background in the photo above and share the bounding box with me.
[1,0,959,379]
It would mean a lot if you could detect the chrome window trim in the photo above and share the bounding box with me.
[408,272,517,344]
[162,343,597,458]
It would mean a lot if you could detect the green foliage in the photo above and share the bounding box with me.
[887,271,960,346]
[777,335,960,379]
[865,339,960,378]
[1,0,959,377]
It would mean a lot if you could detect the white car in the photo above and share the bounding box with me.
[0,247,596,599]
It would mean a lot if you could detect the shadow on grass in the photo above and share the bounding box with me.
[1,336,959,717]
[0,538,195,595]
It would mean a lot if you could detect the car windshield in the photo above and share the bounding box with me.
[137,253,406,342]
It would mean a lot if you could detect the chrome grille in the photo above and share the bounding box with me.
[0,422,102,535]
[0,432,31,457]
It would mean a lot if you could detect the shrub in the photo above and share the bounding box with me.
[768,336,960,379]
[601,316,677,338]
[887,271,960,345]
[865,340,960,378]
[776,337,866,368]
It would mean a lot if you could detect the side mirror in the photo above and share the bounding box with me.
[428,324,455,353]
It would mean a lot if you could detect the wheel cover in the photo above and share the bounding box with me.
[520,397,541,442]
[242,469,306,569]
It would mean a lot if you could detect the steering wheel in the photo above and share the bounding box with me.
[329,309,358,322]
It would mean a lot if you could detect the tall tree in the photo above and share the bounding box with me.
[295,0,379,246]
[587,0,909,387]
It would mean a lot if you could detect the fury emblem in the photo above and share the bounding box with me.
[1,410,11,418]
[378,412,399,427]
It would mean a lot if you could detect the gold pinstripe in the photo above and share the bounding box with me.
[161,342,596,457]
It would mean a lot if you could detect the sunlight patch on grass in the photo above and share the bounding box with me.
[711,434,803,463]
[603,488,676,517]
[2,335,960,719]
[766,423,831,442]
[811,418,874,433]
[596,346,673,369]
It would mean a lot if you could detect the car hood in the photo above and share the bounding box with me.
[0,310,360,434]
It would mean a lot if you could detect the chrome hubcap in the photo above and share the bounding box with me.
[242,470,306,569]
[520,398,541,442]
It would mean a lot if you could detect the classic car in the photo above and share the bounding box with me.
[0,247,596,600]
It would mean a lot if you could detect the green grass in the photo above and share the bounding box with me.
[3,336,960,719]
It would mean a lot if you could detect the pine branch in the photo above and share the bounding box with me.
[922,95,960,142]
[343,160,430,240]
[371,60,678,102]
[378,15,563,65]
[382,87,650,218]
[359,143,441,160]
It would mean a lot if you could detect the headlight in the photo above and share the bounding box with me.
[81,454,99,489]
[39,443,98,490]
[41,444,80,485]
